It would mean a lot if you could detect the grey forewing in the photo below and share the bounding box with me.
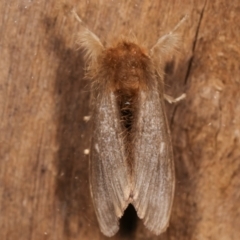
[90,77,174,236]
[131,78,175,235]
[90,92,131,237]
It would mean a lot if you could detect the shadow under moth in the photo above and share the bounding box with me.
[77,13,186,237]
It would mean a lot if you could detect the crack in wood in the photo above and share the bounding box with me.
[184,0,208,85]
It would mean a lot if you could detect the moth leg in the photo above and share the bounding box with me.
[164,93,186,104]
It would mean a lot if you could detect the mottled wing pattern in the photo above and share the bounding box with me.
[132,80,175,235]
[90,92,131,237]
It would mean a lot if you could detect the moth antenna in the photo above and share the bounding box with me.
[72,9,104,63]
[77,30,104,63]
[151,15,188,52]
[170,14,188,34]
[72,8,84,25]
[150,15,188,69]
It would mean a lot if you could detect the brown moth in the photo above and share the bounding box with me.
[76,13,186,237]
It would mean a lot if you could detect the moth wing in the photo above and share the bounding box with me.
[90,92,131,237]
[132,82,175,235]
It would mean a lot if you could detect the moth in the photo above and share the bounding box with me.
[76,12,186,237]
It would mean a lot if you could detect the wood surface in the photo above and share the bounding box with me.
[0,0,239,239]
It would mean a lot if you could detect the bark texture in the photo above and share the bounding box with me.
[0,0,239,239]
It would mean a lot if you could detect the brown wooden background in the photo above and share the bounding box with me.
[1,0,240,239]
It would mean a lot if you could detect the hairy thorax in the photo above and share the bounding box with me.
[102,41,150,95]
